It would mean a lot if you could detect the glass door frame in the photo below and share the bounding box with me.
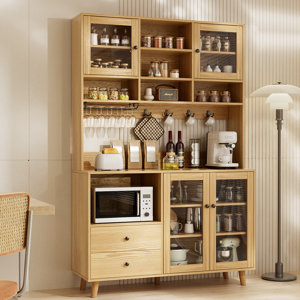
[194,23,243,80]
[164,172,210,274]
[83,16,139,76]
[209,172,255,271]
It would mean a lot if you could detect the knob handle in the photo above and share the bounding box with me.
[144,212,150,217]
[205,204,210,208]
[195,48,200,53]
[133,45,138,50]
[125,236,130,241]
[211,204,216,208]
[124,262,130,266]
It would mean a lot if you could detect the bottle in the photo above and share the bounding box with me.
[111,28,120,46]
[100,27,109,45]
[91,27,98,45]
[166,131,175,153]
[175,181,183,203]
[176,131,184,168]
[121,28,130,46]
[182,185,188,203]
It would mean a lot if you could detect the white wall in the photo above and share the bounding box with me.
[1,0,300,292]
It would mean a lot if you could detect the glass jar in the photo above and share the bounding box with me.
[160,60,168,77]
[225,186,233,202]
[204,35,211,51]
[114,59,122,67]
[111,28,120,46]
[223,36,230,52]
[170,69,179,78]
[154,36,163,48]
[100,27,110,45]
[102,62,109,68]
[109,88,119,100]
[216,214,222,233]
[120,88,129,100]
[175,37,184,49]
[190,138,200,167]
[94,58,102,67]
[107,61,113,68]
[182,185,188,203]
[142,35,152,47]
[162,152,179,170]
[91,63,99,68]
[98,88,108,100]
[235,213,244,231]
[170,185,177,204]
[121,28,130,46]
[165,36,174,48]
[196,90,207,102]
[235,186,243,202]
[214,35,221,51]
[88,87,98,100]
[218,184,226,202]
[224,214,233,232]
[151,61,161,77]
[120,63,128,69]
[210,90,220,102]
[221,90,231,102]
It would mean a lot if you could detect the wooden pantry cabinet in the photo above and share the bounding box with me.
[72,13,255,298]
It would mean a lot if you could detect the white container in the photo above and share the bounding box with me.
[170,69,179,78]
[223,65,233,73]
[91,33,98,45]
[170,248,189,262]
[95,153,124,170]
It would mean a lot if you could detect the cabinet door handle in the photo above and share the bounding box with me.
[211,204,216,208]
[124,262,130,266]
[195,48,200,53]
[125,236,130,241]
[133,45,138,50]
[205,204,210,208]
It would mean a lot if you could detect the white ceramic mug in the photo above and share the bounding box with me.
[223,65,233,73]
[205,115,215,126]
[184,223,194,234]
[164,115,174,127]
[185,115,196,126]
[170,221,183,235]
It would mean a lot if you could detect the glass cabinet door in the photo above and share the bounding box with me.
[164,173,209,274]
[84,16,139,76]
[194,24,243,80]
[210,172,254,270]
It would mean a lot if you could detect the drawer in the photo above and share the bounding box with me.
[90,224,162,252]
[91,249,163,279]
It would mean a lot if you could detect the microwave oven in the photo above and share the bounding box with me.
[91,186,153,224]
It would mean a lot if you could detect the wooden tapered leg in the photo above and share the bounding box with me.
[91,282,99,298]
[223,272,229,279]
[239,271,246,286]
[154,277,160,285]
[80,278,87,291]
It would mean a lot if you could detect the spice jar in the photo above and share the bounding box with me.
[100,27,110,45]
[98,88,108,100]
[114,59,122,67]
[107,61,113,68]
[221,91,231,102]
[91,63,99,68]
[142,35,152,47]
[163,152,179,170]
[151,61,161,77]
[154,36,163,48]
[120,88,129,100]
[102,62,109,68]
[170,69,179,78]
[121,28,130,46]
[196,90,207,102]
[214,36,222,51]
[209,90,220,102]
[160,60,169,77]
[235,186,243,202]
[88,87,98,100]
[225,186,233,202]
[235,213,244,231]
[109,88,119,100]
[223,36,230,52]
[111,28,120,46]
[224,214,233,232]
[120,63,128,69]
[175,37,184,49]
[204,36,211,51]
[165,36,174,48]
[94,58,102,67]
[216,214,222,233]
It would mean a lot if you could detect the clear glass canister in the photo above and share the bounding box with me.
[190,138,200,167]
[235,213,244,231]
[175,37,184,49]
[210,90,220,102]
[109,88,119,100]
[165,36,174,48]
[225,186,233,202]
[98,88,108,100]
[235,186,243,202]
[196,90,207,102]
[120,88,129,100]
[204,35,211,51]
[154,36,163,48]
[223,36,230,52]
[214,35,221,51]
[151,61,161,77]
[160,60,168,77]
[162,152,179,170]
[224,214,233,232]
[100,27,110,45]
[88,87,98,100]
[142,35,152,47]
[216,214,222,233]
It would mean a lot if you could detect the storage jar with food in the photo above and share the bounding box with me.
[224,213,233,232]
[154,36,163,48]
[160,60,169,77]
[98,88,108,100]
[109,88,119,100]
[175,37,184,49]
[120,88,129,100]
[142,35,152,47]
[221,90,231,102]
[210,90,220,102]
[204,36,211,51]
[196,90,207,102]
[88,87,98,100]
[165,36,174,48]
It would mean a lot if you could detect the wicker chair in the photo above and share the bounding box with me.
[0,193,33,299]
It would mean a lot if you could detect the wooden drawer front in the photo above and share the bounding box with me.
[91,224,162,252]
[91,250,162,279]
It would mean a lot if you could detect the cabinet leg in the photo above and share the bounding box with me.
[239,271,246,286]
[223,272,229,279]
[80,278,87,291]
[91,282,99,298]
[154,277,160,286]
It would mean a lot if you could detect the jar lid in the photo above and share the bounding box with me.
[107,61,113,64]
[184,185,188,188]
[170,69,179,72]
[225,186,233,189]
[155,35,163,38]
[144,35,152,38]
[235,213,243,216]
[91,64,99,68]
[166,152,175,156]
[99,87,107,91]
[120,88,128,91]
[216,214,222,217]
[151,60,160,63]
[109,87,119,90]
[160,60,169,63]
[165,36,173,39]
[114,59,122,62]
[89,87,97,90]
[224,213,233,216]
[121,63,128,66]
[102,62,109,66]
[176,37,184,39]
[112,65,119,68]
[95,58,102,62]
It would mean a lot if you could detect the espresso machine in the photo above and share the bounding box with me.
[206,131,239,168]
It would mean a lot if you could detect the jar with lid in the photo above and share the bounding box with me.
[109,88,119,100]
[225,186,233,202]
[162,152,179,170]
[98,88,108,100]
[120,63,128,69]
[216,214,222,233]
[221,90,231,102]
[196,90,207,102]
[114,59,122,67]
[154,36,163,48]
[218,184,226,202]
[204,36,211,51]
[102,62,109,68]
[160,60,169,77]
[112,65,119,69]
[94,58,102,67]
[224,214,233,232]
[165,36,174,48]
[223,36,230,52]
[151,61,161,77]
[120,88,129,100]
[170,69,179,78]
[107,61,113,68]
[121,28,130,46]
[235,213,244,231]
[100,27,110,45]
[88,87,98,100]
[235,186,243,202]
[142,35,152,47]
[111,28,120,46]
[175,37,184,49]
[91,63,99,68]
[214,36,221,51]
[209,90,220,102]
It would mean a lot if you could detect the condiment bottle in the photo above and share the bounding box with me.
[223,36,230,52]
[196,90,207,102]
[111,28,120,46]
[121,28,130,46]
[100,27,110,45]
[162,153,179,170]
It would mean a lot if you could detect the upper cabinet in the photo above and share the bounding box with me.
[194,23,243,80]
[83,16,139,76]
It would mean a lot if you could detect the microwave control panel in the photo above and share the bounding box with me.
[140,187,153,221]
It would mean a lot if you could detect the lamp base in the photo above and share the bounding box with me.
[262,272,297,282]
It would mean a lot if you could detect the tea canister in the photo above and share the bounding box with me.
[170,69,179,78]
[154,36,163,48]
[88,87,98,100]
[142,35,152,47]
[175,37,184,49]
[165,36,174,48]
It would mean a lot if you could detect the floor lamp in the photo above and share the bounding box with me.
[251,82,300,282]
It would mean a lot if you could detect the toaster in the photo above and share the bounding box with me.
[95,153,124,171]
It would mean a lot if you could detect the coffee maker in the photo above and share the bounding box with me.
[206,131,239,168]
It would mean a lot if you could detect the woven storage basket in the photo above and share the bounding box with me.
[0,193,30,256]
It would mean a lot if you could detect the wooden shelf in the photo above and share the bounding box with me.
[170,203,202,208]
[91,45,131,50]
[200,50,236,55]
[215,202,247,206]
[84,75,139,80]
[171,233,203,238]
[141,47,192,53]
[216,231,247,236]
[141,76,192,81]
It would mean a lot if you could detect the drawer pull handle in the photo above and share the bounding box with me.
[125,236,130,241]
[124,262,130,267]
